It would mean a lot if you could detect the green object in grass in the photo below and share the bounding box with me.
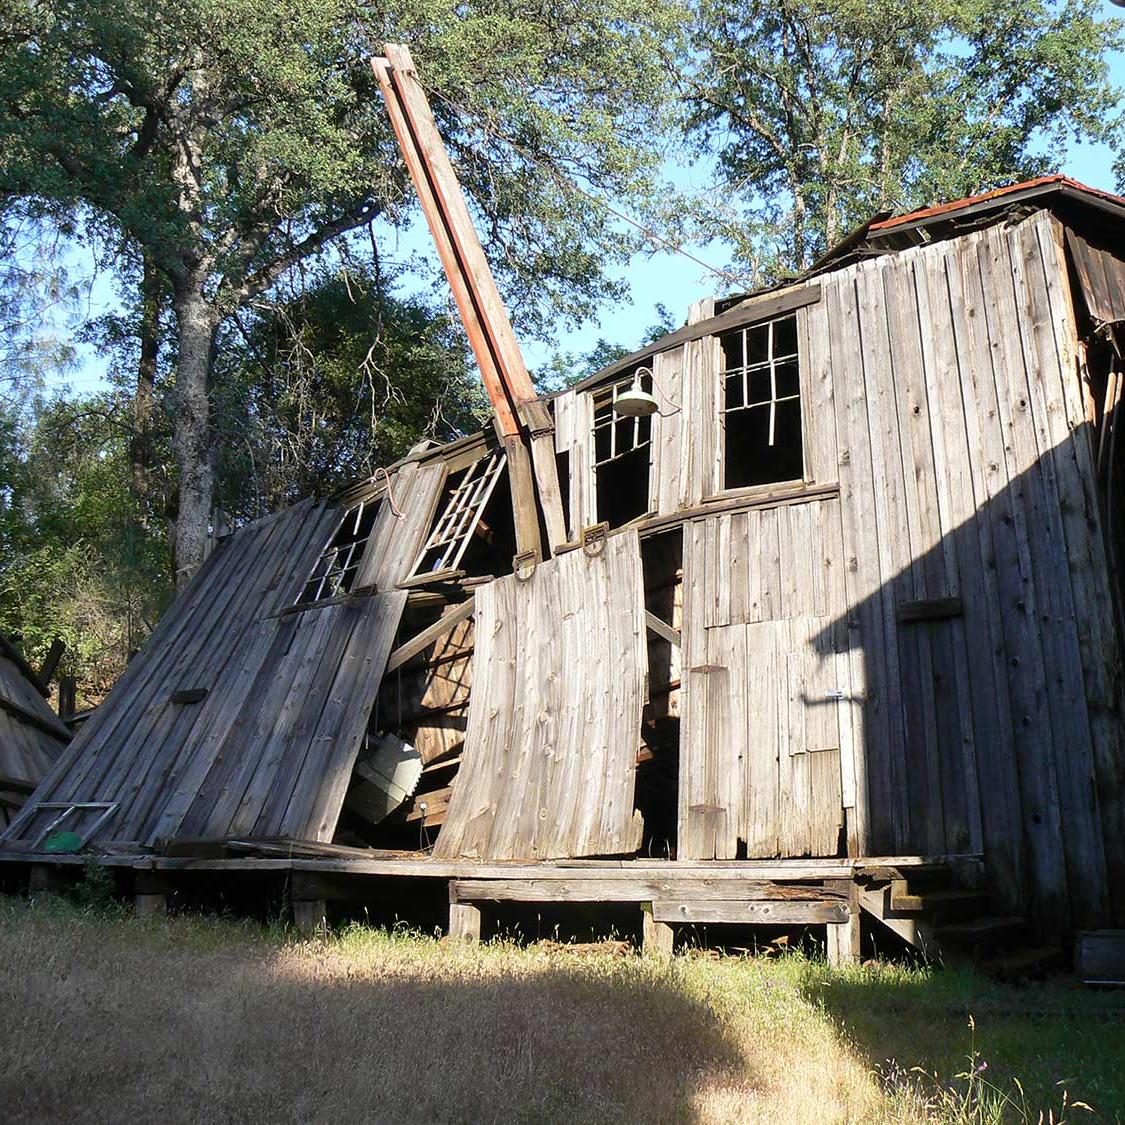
[43,831,83,853]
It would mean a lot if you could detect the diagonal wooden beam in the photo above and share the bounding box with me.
[645,611,681,648]
[385,596,476,674]
[374,45,568,555]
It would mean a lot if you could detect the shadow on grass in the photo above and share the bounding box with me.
[0,899,751,1125]
[802,964,1125,1119]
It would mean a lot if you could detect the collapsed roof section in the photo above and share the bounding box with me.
[0,633,69,830]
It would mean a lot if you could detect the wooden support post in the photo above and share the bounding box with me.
[642,906,674,957]
[372,45,568,560]
[58,675,77,720]
[386,595,475,673]
[28,863,57,895]
[135,893,167,919]
[134,871,170,917]
[826,910,862,967]
[293,899,327,938]
[448,901,482,944]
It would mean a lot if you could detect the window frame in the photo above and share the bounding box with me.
[406,451,508,581]
[294,498,381,608]
[716,312,807,496]
[589,370,655,526]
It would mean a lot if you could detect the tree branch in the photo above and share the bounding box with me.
[226,201,383,306]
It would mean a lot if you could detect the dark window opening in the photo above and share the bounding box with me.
[296,499,380,606]
[555,449,572,542]
[593,372,652,527]
[596,445,651,529]
[720,314,804,490]
[636,529,682,858]
[458,465,516,578]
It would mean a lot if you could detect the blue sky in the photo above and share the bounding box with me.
[49,13,1125,395]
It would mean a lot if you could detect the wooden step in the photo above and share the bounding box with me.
[890,887,989,915]
[935,915,1027,948]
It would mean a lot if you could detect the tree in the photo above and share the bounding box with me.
[0,210,78,399]
[0,0,680,583]
[0,391,172,705]
[212,265,487,519]
[684,0,1125,275]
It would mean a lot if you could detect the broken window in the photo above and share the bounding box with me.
[593,372,653,527]
[409,452,507,579]
[296,500,380,606]
[720,313,804,490]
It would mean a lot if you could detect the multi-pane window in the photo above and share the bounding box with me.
[720,313,804,489]
[410,452,507,578]
[592,371,653,527]
[592,372,654,466]
[297,500,380,606]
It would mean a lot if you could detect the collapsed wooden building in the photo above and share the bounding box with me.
[2,67,1124,958]
[0,633,69,831]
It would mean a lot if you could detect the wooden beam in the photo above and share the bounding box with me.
[374,46,565,558]
[645,611,681,648]
[896,597,964,623]
[0,693,69,742]
[636,483,841,539]
[115,853,979,881]
[37,638,65,687]
[652,899,850,925]
[568,284,823,395]
[858,884,937,955]
[0,632,48,697]
[386,597,475,674]
[450,877,850,904]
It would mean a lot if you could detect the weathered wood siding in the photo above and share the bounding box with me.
[679,496,856,859]
[435,530,647,860]
[0,645,68,827]
[653,210,1122,929]
[830,212,1121,930]
[3,465,444,849]
[552,291,838,526]
[0,650,67,785]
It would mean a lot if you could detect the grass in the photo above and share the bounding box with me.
[1,894,1122,1124]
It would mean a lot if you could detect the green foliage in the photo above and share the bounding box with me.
[684,0,1125,275]
[0,391,172,705]
[0,0,681,327]
[0,214,79,395]
[212,265,489,518]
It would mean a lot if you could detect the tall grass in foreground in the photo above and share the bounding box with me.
[0,895,1121,1124]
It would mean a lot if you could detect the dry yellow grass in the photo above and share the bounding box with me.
[1,896,1120,1124]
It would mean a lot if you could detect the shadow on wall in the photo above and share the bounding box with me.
[812,418,1123,935]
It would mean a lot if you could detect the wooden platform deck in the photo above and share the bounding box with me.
[0,846,985,964]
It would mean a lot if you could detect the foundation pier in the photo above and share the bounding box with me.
[642,906,674,957]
